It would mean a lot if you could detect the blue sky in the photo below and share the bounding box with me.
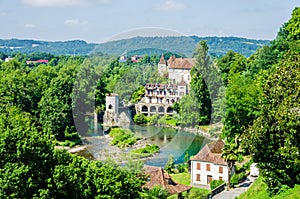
[0,0,298,43]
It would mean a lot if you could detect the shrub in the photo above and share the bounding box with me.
[177,164,186,173]
[134,113,147,124]
[147,114,160,125]
[210,179,225,190]
[230,172,247,187]
[131,144,160,154]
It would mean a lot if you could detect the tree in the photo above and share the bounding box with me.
[164,155,175,174]
[38,59,80,141]
[142,185,170,199]
[221,141,242,189]
[222,73,261,143]
[246,51,300,194]
[0,107,55,198]
[191,41,212,125]
[134,113,148,125]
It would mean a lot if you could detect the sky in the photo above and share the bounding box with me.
[0,0,299,43]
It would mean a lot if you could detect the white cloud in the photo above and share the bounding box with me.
[22,0,84,7]
[157,0,185,11]
[64,19,88,26]
[24,23,36,28]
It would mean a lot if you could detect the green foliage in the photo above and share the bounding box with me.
[210,179,225,190]
[131,144,160,154]
[164,155,175,174]
[217,50,247,85]
[246,51,300,194]
[142,185,170,199]
[157,114,178,126]
[190,41,212,125]
[222,73,261,143]
[238,176,300,199]
[230,172,247,187]
[131,86,145,103]
[134,113,148,124]
[186,188,211,199]
[177,94,201,126]
[147,114,160,125]
[109,128,138,148]
[0,109,144,198]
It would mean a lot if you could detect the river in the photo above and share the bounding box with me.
[81,125,212,167]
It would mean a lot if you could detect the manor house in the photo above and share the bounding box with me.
[135,81,187,116]
[158,55,196,85]
[135,55,196,116]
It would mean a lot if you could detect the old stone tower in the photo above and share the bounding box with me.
[103,94,119,126]
[158,54,167,76]
[103,93,132,127]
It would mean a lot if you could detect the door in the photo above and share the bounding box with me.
[207,175,213,184]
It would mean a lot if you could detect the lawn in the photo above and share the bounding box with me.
[169,172,211,199]
[238,176,300,199]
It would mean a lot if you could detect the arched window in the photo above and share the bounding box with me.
[158,106,164,113]
[150,106,156,112]
[142,105,148,112]
[167,107,173,113]
[108,104,113,109]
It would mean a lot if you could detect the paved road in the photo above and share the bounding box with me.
[213,177,254,199]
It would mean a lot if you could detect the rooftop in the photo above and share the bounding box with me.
[167,56,196,69]
[190,139,226,165]
[143,165,191,194]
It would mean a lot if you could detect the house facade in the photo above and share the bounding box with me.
[190,139,229,186]
[158,55,196,85]
[135,81,187,116]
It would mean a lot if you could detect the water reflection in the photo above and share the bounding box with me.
[81,124,211,167]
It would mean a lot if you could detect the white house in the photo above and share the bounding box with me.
[158,54,196,85]
[190,139,229,186]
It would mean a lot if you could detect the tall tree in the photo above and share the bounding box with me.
[246,51,300,194]
[191,41,212,124]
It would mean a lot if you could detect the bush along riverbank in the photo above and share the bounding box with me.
[108,127,160,159]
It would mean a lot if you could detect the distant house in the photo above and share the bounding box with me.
[143,165,191,198]
[190,139,231,186]
[5,57,14,62]
[26,59,49,64]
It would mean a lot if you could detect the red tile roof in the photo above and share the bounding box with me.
[159,54,166,64]
[142,165,191,194]
[191,139,227,165]
[167,57,196,69]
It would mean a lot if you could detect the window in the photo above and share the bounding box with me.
[219,166,223,174]
[196,174,201,181]
[196,163,201,170]
[206,164,211,171]
[219,176,223,181]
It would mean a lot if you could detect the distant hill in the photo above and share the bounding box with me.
[0,36,270,57]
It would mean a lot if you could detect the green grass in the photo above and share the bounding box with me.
[169,172,211,199]
[170,172,190,186]
[238,176,300,199]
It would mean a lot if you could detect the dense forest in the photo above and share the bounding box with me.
[0,36,269,58]
[0,6,299,199]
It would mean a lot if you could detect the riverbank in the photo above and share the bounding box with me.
[152,123,221,140]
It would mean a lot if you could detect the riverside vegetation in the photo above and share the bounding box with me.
[0,7,299,198]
